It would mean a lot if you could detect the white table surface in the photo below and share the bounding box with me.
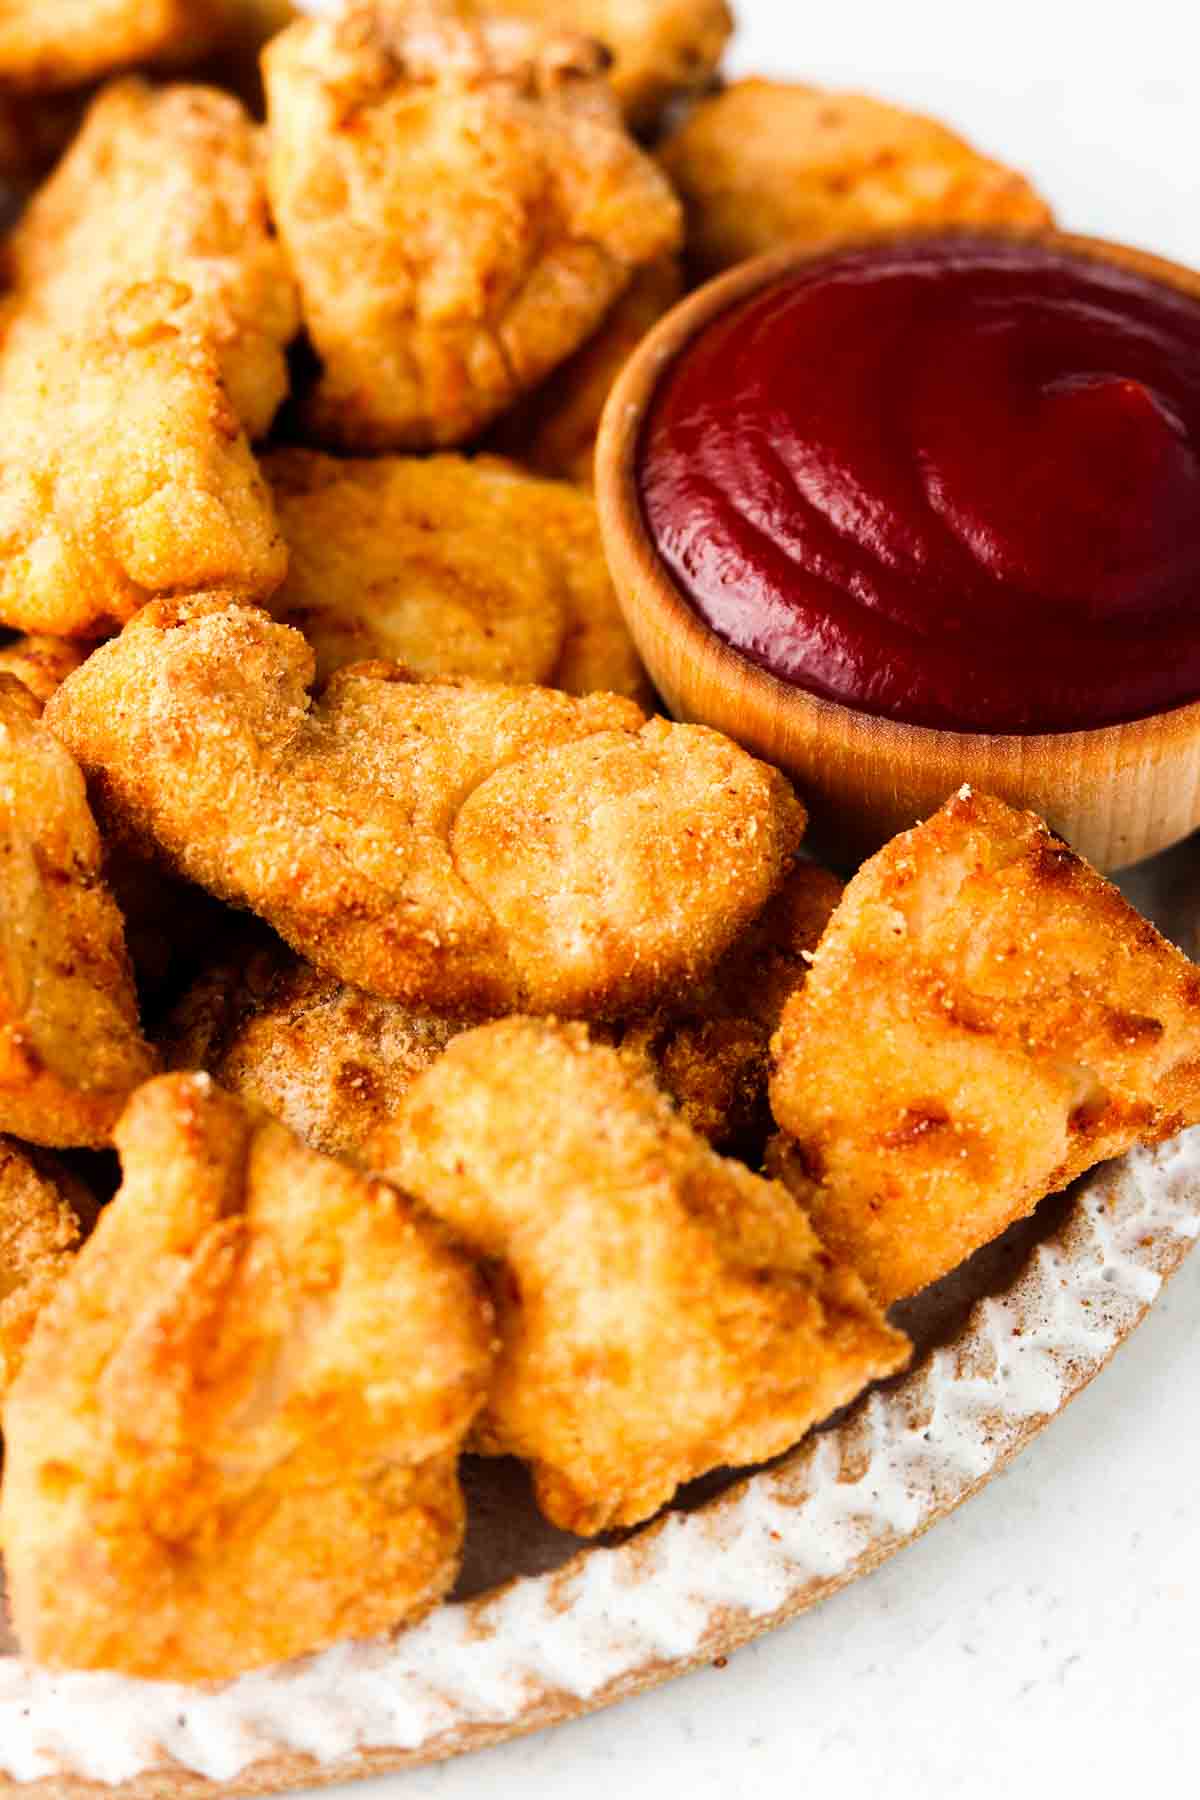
[311,5,1200,1795]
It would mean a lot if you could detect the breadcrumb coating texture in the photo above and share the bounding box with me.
[494,257,683,485]
[0,677,154,1148]
[263,1,682,448]
[46,595,802,1016]
[163,932,483,1167]
[265,449,650,700]
[660,80,1054,274]
[0,1139,94,1398]
[0,81,295,637]
[8,79,299,438]
[370,1019,909,1534]
[1,1073,495,1681]
[770,790,1200,1303]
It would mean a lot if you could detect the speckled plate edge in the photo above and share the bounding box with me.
[2,1127,1197,1798]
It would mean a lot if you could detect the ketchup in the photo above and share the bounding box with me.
[640,236,1200,733]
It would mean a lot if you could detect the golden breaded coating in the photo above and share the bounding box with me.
[618,861,844,1149]
[0,1139,94,1399]
[495,256,682,485]
[163,934,479,1167]
[370,1019,909,1535]
[7,79,299,439]
[0,292,287,637]
[770,790,1200,1304]
[265,448,650,699]
[660,79,1054,275]
[263,1,682,449]
[0,81,294,637]
[0,677,155,1148]
[48,595,802,1015]
[0,634,89,708]
[1,1073,494,1681]
[461,0,733,129]
[0,0,232,93]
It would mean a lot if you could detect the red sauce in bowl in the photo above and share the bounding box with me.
[639,235,1200,733]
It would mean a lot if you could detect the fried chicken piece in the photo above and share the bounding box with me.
[163,933,480,1167]
[494,256,682,484]
[160,863,838,1166]
[263,1,682,449]
[1,1073,494,1681]
[47,594,801,1015]
[0,292,287,638]
[370,1019,908,1535]
[265,448,650,700]
[7,78,299,440]
[0,1,233,93]
[770,789,1200,1304]
[660,80,1054,276]
[0,1140,94,1399]
[0,678,154,1148]
[0,634,89,708]
[618,861,843,1149]
[0,80,294,638]
[461,0,733,130]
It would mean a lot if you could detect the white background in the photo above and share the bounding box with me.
[317,5,1200,1796]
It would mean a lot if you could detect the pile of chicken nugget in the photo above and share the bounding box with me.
[0,0,1197,1688]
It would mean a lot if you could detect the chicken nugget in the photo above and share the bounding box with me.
[1,1073,494,1681]
[618,860,844,1150]
[460,0,733,131]
[0,293,287,637]
[265,448,649,700]
[163,933,480,1167]
[660,80,1054,276]
[0,677,154,1148]
[8,79,299,440]
[494,256,682,485]
[263,1,682,449]
[770,789,1200,1304]
[47,594,802,1015]
[0,1,232,93]
[0,1139,94,1399]
[0,634,89,708]
[370,1019,908,1535]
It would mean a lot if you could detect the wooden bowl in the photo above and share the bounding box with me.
[595,230,1200,873]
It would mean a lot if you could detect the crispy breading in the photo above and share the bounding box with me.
[0,677,155,1148]
[460,0,733,129]
[618,861,844,1149]
[659,79,1054,275]
[265,448,650,700]
[163,933,481,1166]
[369,1018,909,1535]
[0,634,89,708]
[0,292,287,637]
[7,79,299,439]
[1,1073,495,1681]
[495,256,682,485]
[157,867,837,1166]
[262,1,682,449]
[0,1139,94,1399]
[0,80,294,638]
[47,595,802,1015]
[0,1,233,93]
[770,790,1200,1304]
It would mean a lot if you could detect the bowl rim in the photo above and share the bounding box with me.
[595,224,1200,761]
